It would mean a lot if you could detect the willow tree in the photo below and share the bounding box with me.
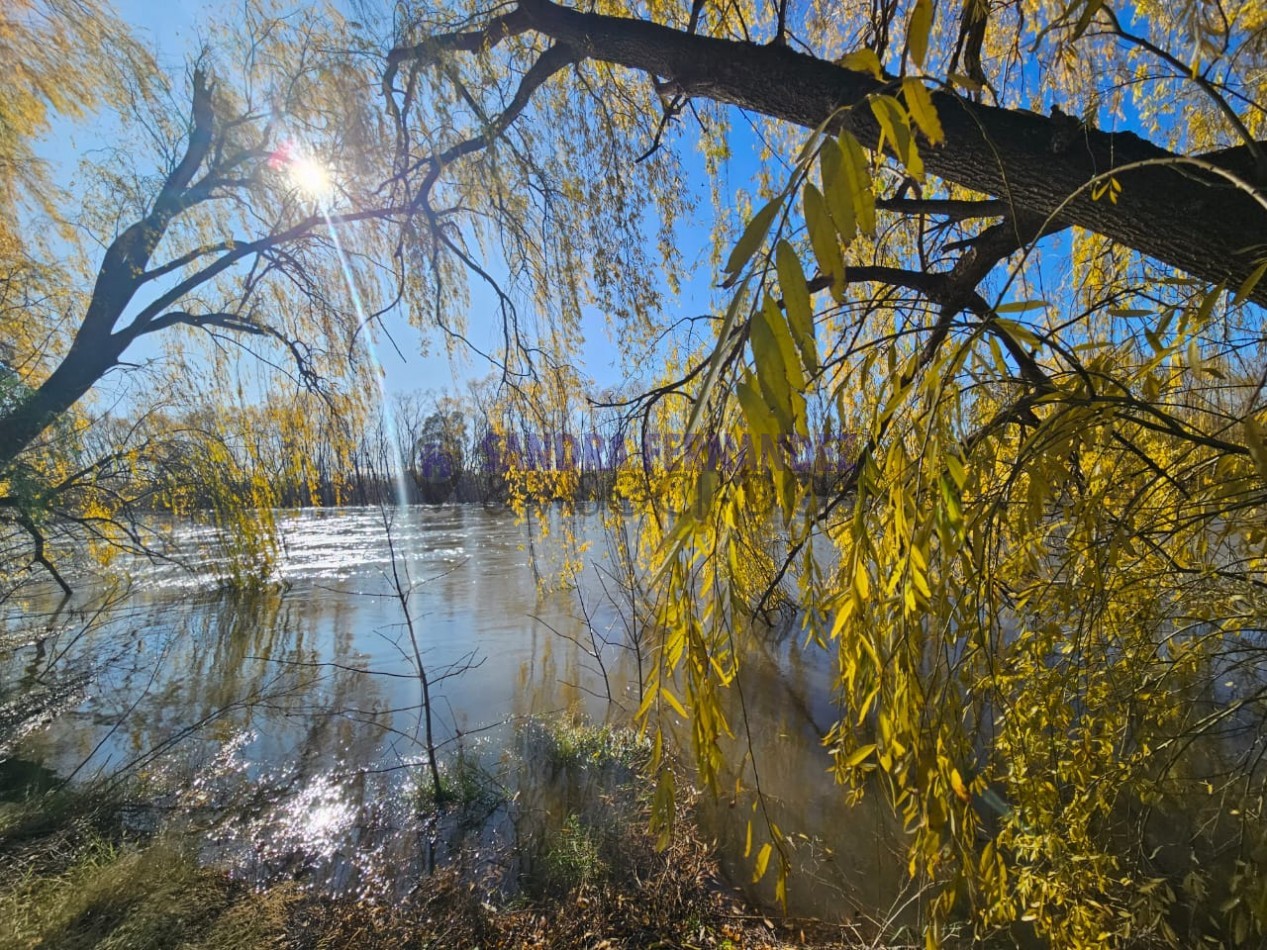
[385,0,1267,945]
[0,0,423,587]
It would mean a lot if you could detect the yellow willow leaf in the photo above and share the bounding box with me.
[763,286,806,395]
[950,768,971,802]
[992,316,1042,348]
[753,842,773,882]
[907,0,933,68]
[1187,338,1202,372]
[745,819,753,858]
[909,540,928,572]
[939,473,963,532]
[692,470,718,520]
[636,679,660,722]
[723,196,783,281]
[854,557,871,599]
[843,744,876,767]
[736,371,777,437]
[838,47,882,79]
[650,767,676,851]
[996,299,1048,313]
[839,131,877,235]
[910,563,932,599]
[901,77,943,144]
[775,466,797,523]
[762,292,809,433]
[819,138,857,244]
[750,301,796,434]
[948,71,983,93]
[801,182,846,299]
[775,239,818,375]
[664,616,688,668]
[661,685,689,719]
[1234,260,1267,306]
[1073,0,1107,39]
[1194,281,1225,327]
[1244,417,1267,480]
[650,514,696,586]
[980,341,1002,384]
[869,94,923,178]
[878,374,914,428]
[831,597,856,636]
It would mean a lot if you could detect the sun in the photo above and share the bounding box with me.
[288,156,333,199]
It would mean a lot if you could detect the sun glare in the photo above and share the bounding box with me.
[289,156,333,199]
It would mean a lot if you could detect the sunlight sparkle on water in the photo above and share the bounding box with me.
[270,774,356,860]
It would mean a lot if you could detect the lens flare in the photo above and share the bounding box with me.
[289,156,332,198]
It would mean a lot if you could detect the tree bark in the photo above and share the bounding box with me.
[0,344,127,470]
[394,0,1267,304]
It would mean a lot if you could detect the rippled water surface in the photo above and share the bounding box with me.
[0,507,904,918]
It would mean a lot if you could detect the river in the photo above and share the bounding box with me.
[0,506,907,921]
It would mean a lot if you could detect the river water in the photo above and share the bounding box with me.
[0,506,907,921]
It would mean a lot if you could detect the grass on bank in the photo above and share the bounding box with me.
[0,795,294,950]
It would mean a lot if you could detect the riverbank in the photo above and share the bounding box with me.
[0,722,887,950]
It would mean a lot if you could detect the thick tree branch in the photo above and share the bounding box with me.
[140,239,238,284]
[75,68,218,352]
[411,42,578,201]
[874,197,1010,220]
[390,0,1267,304]
[133,310,266,337]
[386,7,536,72]
[123,204,401,336]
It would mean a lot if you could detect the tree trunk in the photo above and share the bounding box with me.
[0,342,122,471]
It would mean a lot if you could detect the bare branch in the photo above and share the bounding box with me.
[14,514,72,597]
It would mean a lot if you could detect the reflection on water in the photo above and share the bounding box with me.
[0,506,897,919]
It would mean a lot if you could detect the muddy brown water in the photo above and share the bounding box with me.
[0,506,907,921]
